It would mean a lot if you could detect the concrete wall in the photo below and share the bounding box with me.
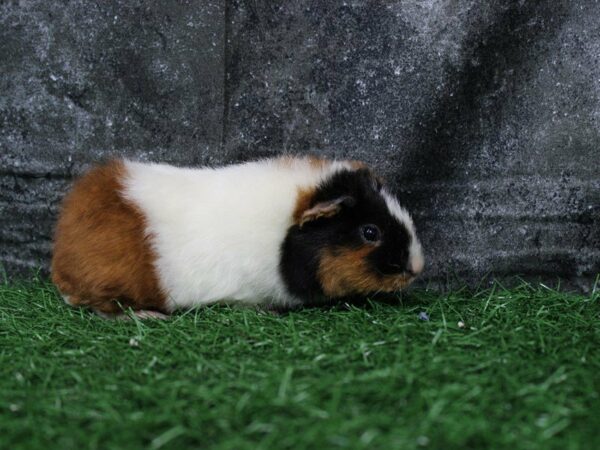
[2,1,599,289]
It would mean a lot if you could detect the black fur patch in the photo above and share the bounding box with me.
[279,168,413,304]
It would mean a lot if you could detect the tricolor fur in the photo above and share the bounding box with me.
[51,156,424,317]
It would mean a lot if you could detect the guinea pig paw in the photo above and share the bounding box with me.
[131,310,170,320]
[94,309,169,320]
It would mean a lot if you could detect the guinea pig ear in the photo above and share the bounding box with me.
[299,195,355,228]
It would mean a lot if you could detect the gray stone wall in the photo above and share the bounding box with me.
[1,1,599,289]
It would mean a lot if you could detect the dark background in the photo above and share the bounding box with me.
[1,1,599,290]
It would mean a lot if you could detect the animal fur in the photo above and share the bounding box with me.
[51,156,424,316]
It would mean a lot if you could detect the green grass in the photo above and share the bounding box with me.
[1,279,599,450]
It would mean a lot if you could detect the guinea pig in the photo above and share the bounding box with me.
[51,156,424,318]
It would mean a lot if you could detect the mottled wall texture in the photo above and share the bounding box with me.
[1,1,599,289]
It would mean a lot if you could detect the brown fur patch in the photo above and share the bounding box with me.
[306,156,367,171]
[348,160,368,170]
[51,160,167,315]
[317,246,413,297]
[306,155,330,169]
[275,155,332,170]
[288,156,369,225]
[292,187,317,224]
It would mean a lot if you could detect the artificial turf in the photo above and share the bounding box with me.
[1,278,599,450]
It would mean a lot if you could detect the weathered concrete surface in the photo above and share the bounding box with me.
[1,1,599,290]
[1,0,224,272]
[224,1,600,289]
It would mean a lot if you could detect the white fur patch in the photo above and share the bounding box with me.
[122,158,350,309]
[381,189,425,275]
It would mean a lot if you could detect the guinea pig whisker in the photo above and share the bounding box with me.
[373,267,388,277]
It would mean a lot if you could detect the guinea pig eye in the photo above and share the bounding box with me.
[360,224,381,243]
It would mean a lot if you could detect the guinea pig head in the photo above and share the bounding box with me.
[280,168,424,302]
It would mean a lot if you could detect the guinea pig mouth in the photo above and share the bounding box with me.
[359,273,415,296]
[385,273,416,290]
[317,247,419,298]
